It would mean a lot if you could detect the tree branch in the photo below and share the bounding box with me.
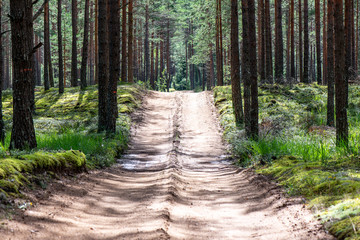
[32,0,49,22]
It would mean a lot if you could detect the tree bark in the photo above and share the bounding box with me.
[231,0,244,125]
[327,0,335,127]
[264,0,273,83]
[299,0,303,82]
[274,0,283,82]
[315,0,322,84]
[121,0,127,82]
[58,0,64,93]
[10,0,37,149]
[71,0,78,87]
[323,0,327,85]
[290,0,295,79]
[44,1,50,90]
[144,3,150,84]
[98,0,109,132]
[249,0,258,139]
[0,1,4,143]
[128,0,134,83]
[107,0,120,133]
[303,0,309,83]
[242,0,251,136]
[334,0,348,146]
[80,0,90,90]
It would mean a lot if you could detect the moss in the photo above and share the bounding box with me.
[0,151,86,195]
[329,216,360,240]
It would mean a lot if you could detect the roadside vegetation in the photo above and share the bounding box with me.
[0,84,141,199]
[214,84,360,240]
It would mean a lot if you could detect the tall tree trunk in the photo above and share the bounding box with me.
[71,0,78,87]
[274,0,283,82]
[264,0,273,83]
[155,41,159,88]
[144,3,150,84]
[345,0,352,85]
[98,0,109,132]
[327,0,335,126]
[315,0,322,84]
[260,0,266,81]
[290,0,295,79]
[166,19,171,91]
[128,0,134,83]
[150,30,155,89]
[107,0,120,133]
[121,0,127,82]
[242,0,251,136]
[0,1,4,144]
[219,0,224,86]
[58,0,64,93]
[89,1,94,85]
[249,0,258,139]
[231,0,244,125]
[80,0,90,90]
[215,0,224,86]
[323,0,327,85]
[44,1,50,90]
[334,0,348,146]
[303,0,309,83]
[10,0,37,149]
[299,0,303,82]
[95,0,99,84]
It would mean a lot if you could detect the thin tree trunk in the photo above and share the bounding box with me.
[231,0,243,124]
[315,0,322,84]
[274,0,283,82]
[44,1,50,90]
[150,30,155,89]
[242,0,251,136]
[264,0,273,83]
[80,0,90,90]
[303,0,309,83]
[327,0,335,127]
[323,0,327,84]
[95,0,99,84]
[121,0,127,82]
[128,0,134,83]
[58,0,64,93]
[71,0,78,87]
[290,0,295,79]
[249,0,258,139]
[299,0,303,82]
[89,1,94,85]
[0,1,4,143]
[144,3,150,84]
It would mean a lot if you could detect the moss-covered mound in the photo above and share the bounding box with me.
[214,84,360,240]
[0,150,85,196]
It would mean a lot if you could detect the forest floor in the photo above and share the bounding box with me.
[0,91,334,239]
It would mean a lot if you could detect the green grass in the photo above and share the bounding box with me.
[214,84,360,240]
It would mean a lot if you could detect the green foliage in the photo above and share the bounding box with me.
[214,84,360,240]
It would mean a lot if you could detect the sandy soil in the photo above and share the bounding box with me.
[0,91,335,240]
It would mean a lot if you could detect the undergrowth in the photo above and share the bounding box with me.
[214,84,360,240]
[0,84,142,199]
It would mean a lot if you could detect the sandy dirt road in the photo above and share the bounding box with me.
[1,91,334,239]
